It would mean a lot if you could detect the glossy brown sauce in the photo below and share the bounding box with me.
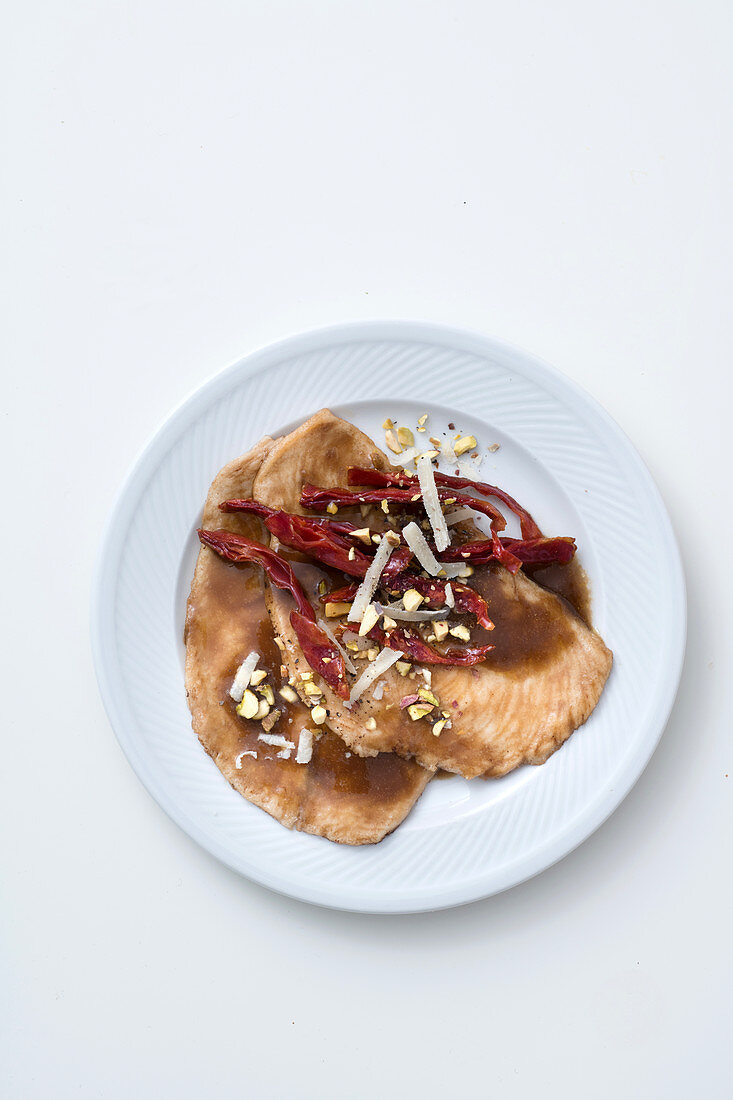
[526,558,592,624]
[203,552,417,799]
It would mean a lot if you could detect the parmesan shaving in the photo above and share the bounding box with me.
[276,748,293,760]
[295,728,314,764]
[372,681,385,701]
[229,651,260,702]
[375,601,449,622]
[445,583,455,609]
[235,750,258,768]
[401,521,465,578]
[258,733,295,750]
[317,617,357,674]
[389,446,418,467]
[416,454,450,552]
[348,648,404,705]
[348,537,395,622]
[444,506,479,526]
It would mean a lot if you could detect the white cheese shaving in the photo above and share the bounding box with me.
[444,582,455,609]
[235,750,258,768]
[375,600,449,622]
[389,446,419,467]
[295,728,314,764]
[416,454,450,553]
[276,748,292,760]
[348,537,395,623]
[317,617,357,674]
[401,521,465,579]
[444,505,479,526]
[348,647,404,705]
[229,651,260,702]
[258,733,295,750]
[372,681,385,700]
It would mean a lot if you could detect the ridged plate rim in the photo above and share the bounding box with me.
[91,321,686,913]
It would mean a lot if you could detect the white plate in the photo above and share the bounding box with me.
[92,321,685,913]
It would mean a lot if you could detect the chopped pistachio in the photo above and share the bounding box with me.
[429,437,442,447]
[382,614,398,631]
[299,671,313,681]
[303,681,322,697]
[433,620,449,642]
[443,497,457,505]
[257,683,275,706]
[402,589,424,612]
[449,623,471,642]
[454,434,478,456]
[397,426,414,447]
[395,661,412,676]
[317,579,327,596]
[384,530,401,546]
[326,502,338,514]
[417,414,429,427]
[422,449,439,460]
[351,527,372,545]
[371,533,382,543]
[236,689,259,720]
[278,685,299,704]
[407,703,433,721]
[366,648,378,661]
[365,717,377,730]
[254,698,270,720]
[432,719,447,737]
[249,668,267,686]
[348,546,356,561]
[385,429,402,454]
[381,498,389,514]
[382,417,394,430]
[273,636,285,651]
[324,601,352,617]
[417,687,440,707]
[345,641,360,652]
[261,708,281,732]
[311,705,327,725]
[458,564,474,578]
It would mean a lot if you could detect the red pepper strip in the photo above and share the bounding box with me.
[347,466,542,539]
[319,582,360,604]
[369,624,494,666]
[456,536,577,566]
[220,499,374,578]
[301,482,506,531]
[384,573,494,631]
[220,499,413,580]
[197,529,348,698]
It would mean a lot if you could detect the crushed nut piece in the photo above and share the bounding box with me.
[236,689,259,720]
[454,434,477,456]
[261,708,281,732]
[311,705,327,725]
[325,601,352,617]
[278,685,299,704]
[449,623,471,642]
[385,429,402,454]
[397,426,414,447]
[402,589,424,612]
[365,717,377,730]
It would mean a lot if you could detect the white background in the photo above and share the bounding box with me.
[2,2,731,1097]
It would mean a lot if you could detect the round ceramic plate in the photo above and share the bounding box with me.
[92,321,685,913]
